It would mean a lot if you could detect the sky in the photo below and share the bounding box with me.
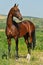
[0,0,43,18]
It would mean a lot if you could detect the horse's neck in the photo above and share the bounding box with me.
[7,13,13,27]
[7,13,18,28]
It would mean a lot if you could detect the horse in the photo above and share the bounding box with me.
[6,4,36,60]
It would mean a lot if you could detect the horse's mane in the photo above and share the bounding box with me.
[13,20,19,28]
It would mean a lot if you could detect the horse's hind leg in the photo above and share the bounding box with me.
[32,31,36,50]
[25,39,31,54]
[24,34,31,54]
[24,35,31,60]
[29,36,33,49]
[7,38,11,58]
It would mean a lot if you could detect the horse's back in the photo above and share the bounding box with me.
[19,20,35,32]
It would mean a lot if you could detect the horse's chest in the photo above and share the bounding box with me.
[6,27,12,36]
[6,26,18,37]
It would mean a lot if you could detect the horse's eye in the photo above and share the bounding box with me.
[18,9,20,12]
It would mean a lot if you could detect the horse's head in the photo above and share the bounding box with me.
[10,4,23,20]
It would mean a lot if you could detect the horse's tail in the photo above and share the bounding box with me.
[32,30,36,50]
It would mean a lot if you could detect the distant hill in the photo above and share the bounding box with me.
[0,14,40,19]
[0,15,7,19]
[0,14,42,19]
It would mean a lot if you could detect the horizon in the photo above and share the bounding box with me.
[0,14,42,19]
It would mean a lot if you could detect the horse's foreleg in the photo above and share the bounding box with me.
[15,38,18,59]
[7,38,11,57]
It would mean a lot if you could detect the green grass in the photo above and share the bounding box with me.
[0,17,43,65]
[0,30,43,65]
[0,19,6,29]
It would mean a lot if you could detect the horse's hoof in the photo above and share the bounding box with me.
[16,56,19,59]
[16,59,18,61]
[26,54,31,61]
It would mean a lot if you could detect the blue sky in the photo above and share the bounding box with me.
[0,0,43,18]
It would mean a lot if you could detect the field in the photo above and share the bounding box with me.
[0,16,43,65]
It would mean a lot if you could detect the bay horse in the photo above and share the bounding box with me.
[6,4,36,59]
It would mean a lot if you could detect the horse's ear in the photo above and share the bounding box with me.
[17,4,19,7]
[14,4,16,7]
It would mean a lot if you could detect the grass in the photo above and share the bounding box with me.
[0,17,43,65]
[0,30,43,65]
[0,19,6,29]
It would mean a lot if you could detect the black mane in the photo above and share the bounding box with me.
[13,20,19,28]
